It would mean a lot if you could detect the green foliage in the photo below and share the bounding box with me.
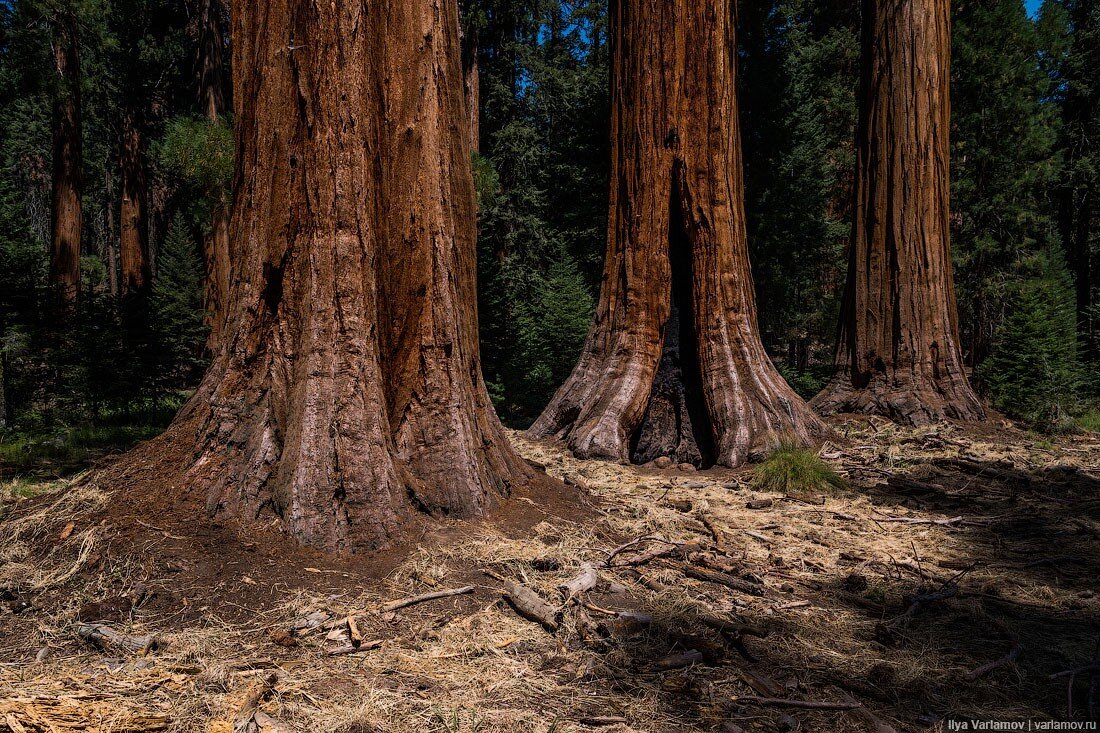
[752,441,844,495]
[511,254,593,409]
[978,250,1083,431]
[150,217,208,391]
[0,423,162,474]
[156,116,234,199]
[951,0,1064,363]
[739,0,859,370]
[1078,409,1100,432]
[775,364,830,401]
[470,0,608,422]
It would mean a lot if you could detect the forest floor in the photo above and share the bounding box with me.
[1,418,1099,732]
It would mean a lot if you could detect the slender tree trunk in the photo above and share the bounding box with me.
[812,0,984,425]
[124,0,541,552]
[197,0,225,123]
[460,14,480,153]
[119,114,151,297]
[104,166,119,297]
[49,9,82,308]
[197,0,231,345]
[529,0,829,468]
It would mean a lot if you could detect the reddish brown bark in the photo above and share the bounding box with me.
[119,115,151,297]
[196,0,225,123]
[196,0,231,345]
[460,19,480,153]
[529,0,829,468]
[812,0,985,425]
[137,0,538,552]
[49,10,82,307]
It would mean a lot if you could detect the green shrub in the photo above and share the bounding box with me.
[155,116,234,198]
[775,364,830,400]
[978,249,1082,432]
[752,441,844,495]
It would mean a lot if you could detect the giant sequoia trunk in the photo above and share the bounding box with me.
[812,0,984,425]
[196,0,231,345]
[49,9,82,307]
[119,114,151,297]
[529,0,828,468]
[134,0,538,552]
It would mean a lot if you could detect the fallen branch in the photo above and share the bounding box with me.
[875,515,963,527]
[577,717,628,727]
[735,696,861,711]
[327,639,383,656]
[1049,636,1100,719]
[74,622,157,656]
[885,476,945,495]
[560,564,599,600]
[965,618,1021,680]
[651,650,705,671]
[233,672,277,733]
[877,582,958,639]
[605,535,673,565]
[698,512,728,554]
[936,458,1031,485]
[839,693,898,733]
[680,564,765,596]
[485,570,559,631]
[380,586,475,613]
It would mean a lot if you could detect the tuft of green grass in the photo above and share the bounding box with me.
[1077,409,1100,434]
[752,440,844,495]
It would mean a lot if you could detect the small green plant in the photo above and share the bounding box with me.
[752,440,844,495]
[1078,409,1100,434]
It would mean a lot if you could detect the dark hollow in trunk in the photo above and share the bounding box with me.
[812,0,985,426]
[631,181,716,467]
[49,9,82,308]
[529,0,829,468]
[112,0,544,553]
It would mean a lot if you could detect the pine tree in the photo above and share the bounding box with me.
[739,0,859,380]
[951,0,1064,367]
[979,250,1082,430]
[150,217,206,396]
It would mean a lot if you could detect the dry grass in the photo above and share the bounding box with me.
[1,419,1099,732]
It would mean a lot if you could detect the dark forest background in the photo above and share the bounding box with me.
[0,0,1097,464]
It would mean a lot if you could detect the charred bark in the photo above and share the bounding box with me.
[529,0,828,468]
[132,0,539,553]
[119,114,151,298]
[812,0,984,425]
[49,9,82,308]
[195,0,231,346]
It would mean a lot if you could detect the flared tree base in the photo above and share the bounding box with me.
[812,370,986,426]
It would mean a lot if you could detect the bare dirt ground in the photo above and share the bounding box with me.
[1,417,1099,732]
